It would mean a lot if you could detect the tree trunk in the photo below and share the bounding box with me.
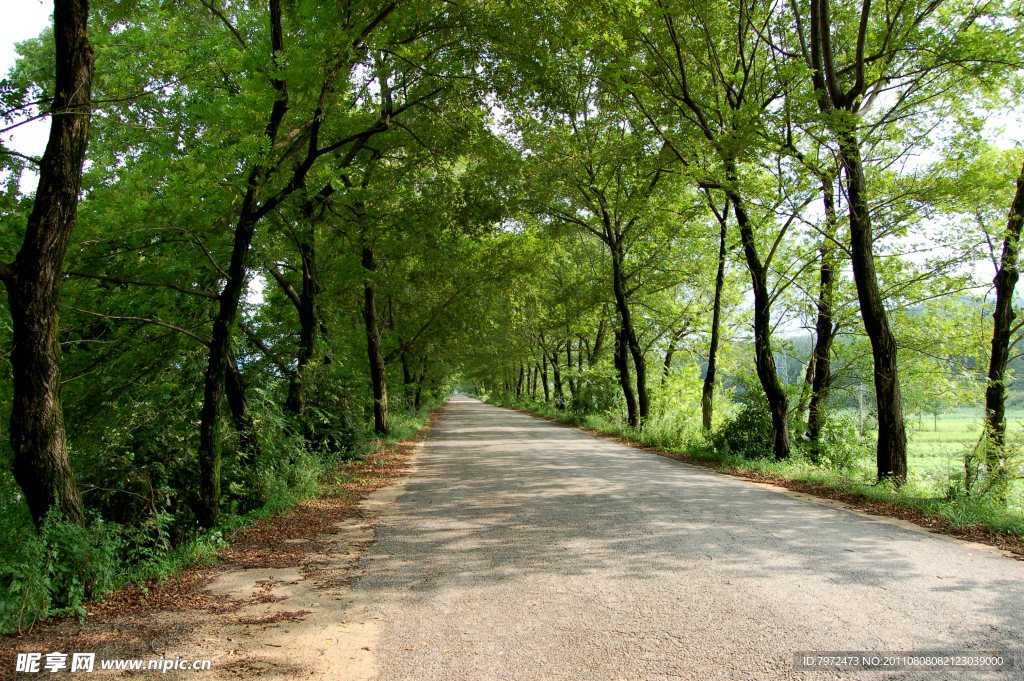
[550,348,564,409]
[401,351,414,409]
[565,342,577,398]
[414,356,428,410]
[662,325,687,385]
[590,319,606,365]
[858,382,866,440]
[614,328,639,428]
[794,357,816,424]
[730,180,790,459]
[283,226,320,419]
[983,159,1024,479]
[609,235,649,421]
[702,200,728,431]
[516,364,524,398]
[839,131,906,482]
[662,339,676,386]
[540,351,550,403]
[2,0,93,527]
[195,0,292,527]
[225,351,261,462]
[362,246,389,435]
[805,176,839,454]
[198,215,261,525]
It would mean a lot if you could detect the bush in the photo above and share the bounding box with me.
[715,402,774,459]
[805,411,871,469]
[0,511,120,633]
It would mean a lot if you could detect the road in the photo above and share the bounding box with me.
[351,395,1024,680]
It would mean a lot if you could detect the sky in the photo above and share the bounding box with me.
[3,1,54,190]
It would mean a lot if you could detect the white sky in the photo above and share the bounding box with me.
[3,1,53,190]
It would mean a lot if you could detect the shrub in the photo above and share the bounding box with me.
[715,402,774,459]
[0,511,121,634]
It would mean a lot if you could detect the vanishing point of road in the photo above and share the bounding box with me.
[351,395,1024,680]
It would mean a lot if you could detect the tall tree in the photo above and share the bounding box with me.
[983,161,1024,470]
[623,0,799,458]
[702,191,729,430]
[0,0,94,526]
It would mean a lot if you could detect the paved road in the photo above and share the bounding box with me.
[352,395,1024,680]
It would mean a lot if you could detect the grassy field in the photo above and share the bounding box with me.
[904,407,1023,466]
[861,407,1024,512]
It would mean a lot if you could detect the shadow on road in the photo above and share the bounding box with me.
[354,396,1024,680]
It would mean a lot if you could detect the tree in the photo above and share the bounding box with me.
[983,161,1024,467]
[785,0,1024,481]
[0,0,93,527]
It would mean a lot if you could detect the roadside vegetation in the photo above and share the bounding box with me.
[0,403,441,634]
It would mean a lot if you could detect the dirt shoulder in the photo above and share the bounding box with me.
[0,410,438,680]
[497,403,1024,560]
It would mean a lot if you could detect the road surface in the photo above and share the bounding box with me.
[351,395,1024,680]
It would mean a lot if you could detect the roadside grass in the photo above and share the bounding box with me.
[484,395,1024,555]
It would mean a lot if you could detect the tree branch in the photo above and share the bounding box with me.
[199,0,247,48]
[64,306,212,346]
[239,322,295,376]
[266,263,301,310]
[66,270,219,299]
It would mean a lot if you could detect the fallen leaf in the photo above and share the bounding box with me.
[362,647,371,651]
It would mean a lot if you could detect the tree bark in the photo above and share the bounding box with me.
[702,197,728,431]
[794,357,816,423]
[195,0,292,527]
[984,160,1024,474]
[730,178,790,459]
[414,356,428,410]
[565,342,577,398]
[550,347,564,409]
[2,0,94,527]
[225,351,262,462]
[662,338,676,385]
[609,234,649,421]
[614,328,640,428]
[590,319,606,365]
[839,131,907,482]
[805,176,839,453]
[401,351,414,409]
[662,325,688,384]
[516,364,524,398]
[540,350,550,403]
[362,246,390,435]
[282,223,320,419]
[801,0,907,482]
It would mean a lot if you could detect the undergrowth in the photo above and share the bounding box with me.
[0,400,441,635]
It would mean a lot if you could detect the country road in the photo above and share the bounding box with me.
[351,395,1024,680]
